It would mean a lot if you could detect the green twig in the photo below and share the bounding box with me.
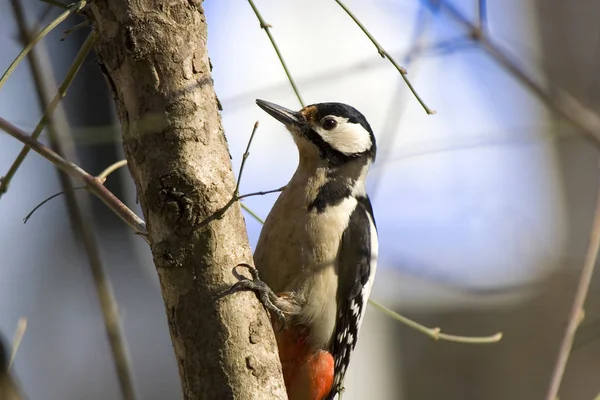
[334,0,435,115]
[98,159,128,182]
[247,0,305,107]
[0,29,96,196]
[239,201,502,343]
[0,1,84,91]
[241,203,265,224]
[369,299,502,344]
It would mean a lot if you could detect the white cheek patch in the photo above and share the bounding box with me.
[314,118,372,155]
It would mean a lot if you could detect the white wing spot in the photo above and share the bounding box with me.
[347,333,354,345]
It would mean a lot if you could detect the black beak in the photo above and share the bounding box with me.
[256,99,304,128]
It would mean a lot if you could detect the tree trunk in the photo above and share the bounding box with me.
[90,2,287,399]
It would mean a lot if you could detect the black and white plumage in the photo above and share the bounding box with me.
[249,99,378,400]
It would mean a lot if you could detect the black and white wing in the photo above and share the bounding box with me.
[325,195,378,400]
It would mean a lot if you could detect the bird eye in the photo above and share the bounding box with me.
[321,117,338,131]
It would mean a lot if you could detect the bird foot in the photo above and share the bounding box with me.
[228,263,290,329]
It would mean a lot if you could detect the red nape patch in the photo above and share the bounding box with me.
[276,329,334,400]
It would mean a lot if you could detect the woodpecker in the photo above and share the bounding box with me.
[232,99,378,400]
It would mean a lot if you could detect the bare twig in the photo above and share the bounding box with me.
[238,186,285,200]
[334,0,436,115]
[23,187,85,223]
[61,20,92,41]
[0,1,84,91]
[0,118,148,241]
[247,0,305,107]
[9,0,83,229]
[241,202,265,224]
[235,121,260,196]
[544,182,600,400]
[24,159,129,223]
[97,159,128,182]
[199,121,282,227]
[0,29,95,196]
[433,0,600,149]
[369,299,502,344]
[8,318,27,369]
[238,202,502,344]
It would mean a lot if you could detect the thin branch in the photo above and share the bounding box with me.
[369,299,502,344]
[98,159,128,182]
[235,121,260,195]
[247,0,305,107]
[238,186,285,200]
[8,318,27,369]
[334,0,436,115]
[0,117,149,241]
[433,0,600,149]
[241,202,265,224]
[369,4,431,199]
[544,182,600,400]
[23,187,85,223]
[0,1,84,91]
[24,159,128,223]
[0,29,95,196]
[9,0,82,229]
[199,121,268,227]
[238,201,503,344]
[61,20,92,41]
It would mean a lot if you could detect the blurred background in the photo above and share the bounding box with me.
[1,0,600,399]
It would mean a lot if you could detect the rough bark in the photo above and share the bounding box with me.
[90,1,287,399]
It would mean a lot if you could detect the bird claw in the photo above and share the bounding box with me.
[228,264,288,329]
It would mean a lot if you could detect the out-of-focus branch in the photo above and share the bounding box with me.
[8,318,27,369]
[475,0,487,34]
[0,29,96,196]
[0,335,23,400]
[9,0,80,227]
[544,182,600,400]
[335,0,436,115]
[432,0,600,149]
[247,0,305,107]
[0,117,148,241]
[0,1,84,91]
[369,299,502,344]
[8,3,138,398]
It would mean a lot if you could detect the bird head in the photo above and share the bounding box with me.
[256,99,376,167]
